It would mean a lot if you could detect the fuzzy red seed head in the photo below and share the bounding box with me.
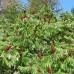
[20,15,28,21]
[30,62,33,67]
[37,52,43,59]
[23,15,28,19]
[48,18,50,23]
[4,29,6,33]
[37,68,40,72]
[61,46,64,49]
[44,17,46,22]
[40,17,43,23]
[34,34,38,38]
[20,17,23,21]
[5,45,12,51]
[32,11,37,15]
[51,44,55,53]
[14,31,18,35]
[20,51,23,57]
[35,25,38,30]
[21,33,24,38]
[68,50,73,56]
[40,17,42,21]
[48,67,52,73]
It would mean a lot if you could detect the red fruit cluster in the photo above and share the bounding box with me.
[30,62,33,67]
[37,52,43,59]
[44,17,47,22]
[20,51,23,57]
[20,15,28,21]
[14,31,18,35]
[68,50,73,56]
[48,18,50,23]
[40,17,43,23]
[4,29,6,33]
[61,46,64,49]
[23,15,28,18]
[35,25,38,30]
[5,45,11,51]
[21,33,24,38]
[32,11,37,15]
[51,44,55,53]
[40,17,42,21]
[34,34,38,38]
[47,67,52,73]
[37,68,41,72]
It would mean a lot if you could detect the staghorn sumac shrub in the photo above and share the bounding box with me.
[0,4,74,74]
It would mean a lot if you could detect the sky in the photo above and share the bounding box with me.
[21,0,74,12]
[60,0,74,12]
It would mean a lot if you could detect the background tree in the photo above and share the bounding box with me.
[0,0,24,23]
[48,0,62,14]
[0,0,3,15]
[71,7,74,15]
[2,0,20,11]
[28,0,48,12]
[28,0,60,12]
[48,0,59,8]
